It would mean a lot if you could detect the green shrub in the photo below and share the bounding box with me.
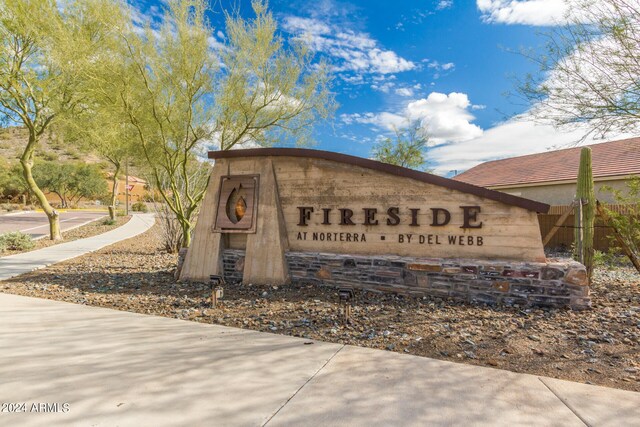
[1,203,20,212]
[601,176,640,274]
[0,231,34,251]
[42,152,58,161]
[593,249,631,269]
[142,192,155,202]
[131,201,148,213]
[102,218,116,226]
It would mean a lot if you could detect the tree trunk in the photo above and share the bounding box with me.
[109,163,121,221]
[180,219,192,250]
[54,192,65,208]
[20,135,61,241]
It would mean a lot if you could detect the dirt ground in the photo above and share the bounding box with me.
[1,223,638,392]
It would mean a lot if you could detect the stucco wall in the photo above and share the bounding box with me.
[493,179,630,205]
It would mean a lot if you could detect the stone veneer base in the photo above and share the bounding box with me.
[222,250,591,310]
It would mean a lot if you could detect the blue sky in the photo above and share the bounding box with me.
[137,0,624,175]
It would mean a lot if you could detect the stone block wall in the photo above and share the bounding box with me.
[221,250,590,310]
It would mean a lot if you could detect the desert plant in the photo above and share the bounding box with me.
[32,162,108,208]
[592,250,630,270]
[0,0,123,240]
[42,152,58,162]
[153,201,184,254]
[1,203,20,212]
[372,123,431,171]
[96,0,334,249]
[0,231,35,251]
[600,177,640,274]
[574,147,595,281]
[131,202,148,213]
[102,218,116,226]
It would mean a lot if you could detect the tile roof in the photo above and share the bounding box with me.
[453,137,640,187]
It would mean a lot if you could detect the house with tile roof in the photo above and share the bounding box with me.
[453,138,640,205]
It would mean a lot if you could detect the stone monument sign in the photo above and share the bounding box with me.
[180,148,590,309]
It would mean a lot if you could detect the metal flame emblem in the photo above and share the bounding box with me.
[214,175,259,233]
[226,184,247,224]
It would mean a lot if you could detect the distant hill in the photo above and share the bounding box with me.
[0,126,102,165]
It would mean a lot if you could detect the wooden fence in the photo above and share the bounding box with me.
[538,204,632,251]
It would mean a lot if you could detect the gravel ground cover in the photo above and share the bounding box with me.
[1,223,638,392]
[1,215,130,256]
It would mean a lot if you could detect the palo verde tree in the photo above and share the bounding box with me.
[110,0,217,250]
[52,0,135,220]
[519,0,640,138]
[372,124,430,170]
[216,1,334,150]
[0,0,124,240]
[106,0,334,249]
[59,110,136,220]
[84,123,134,221]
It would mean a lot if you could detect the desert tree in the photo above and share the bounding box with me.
[600,177,640,273]
[58,109,136,219]
[107,0,334,249]
[85,123,135,220]
[517,0,640,267]
[518,0,640,138]
[372,123,430,170]
[106,0,217,250]
[216,1,334,150]
[52,0,136,220]
[0,0,125,239]
[33,161,107,208]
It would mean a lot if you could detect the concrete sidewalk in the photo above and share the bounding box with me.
[0,293,637,426]
[0,214,155,281]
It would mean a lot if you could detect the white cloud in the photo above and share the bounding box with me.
[429,116,633,175]
[395,87,414,97]
[282,16,415,75]
[341,92,483,144]
[437,0,454,10]
[371,81,395,93]
[207,36,225,51]
[341,111,401,128]
[406,93,483,142]
[424,60,456,79]
[284,16,332,37]
[477,0,572,25]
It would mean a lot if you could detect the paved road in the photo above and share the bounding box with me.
[0,214,155,281]
[0,211,107,239]
[0,292,637,426]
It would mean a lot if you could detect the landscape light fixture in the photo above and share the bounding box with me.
[339,286,354,324]
[209,275,225,307]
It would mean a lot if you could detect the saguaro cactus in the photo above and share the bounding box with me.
[575,147,595,280]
